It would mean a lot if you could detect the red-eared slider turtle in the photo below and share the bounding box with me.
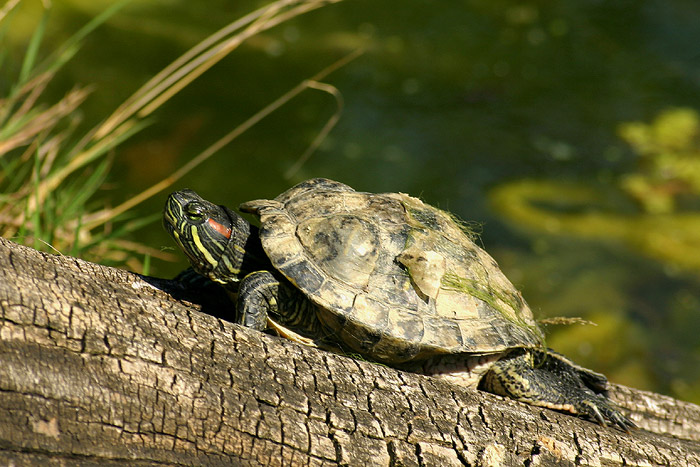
[163,178,634,431]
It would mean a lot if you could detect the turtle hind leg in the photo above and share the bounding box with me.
[543,348,609,393]
[480,349,636,432]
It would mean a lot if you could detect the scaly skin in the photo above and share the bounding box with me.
[481,349,635,431]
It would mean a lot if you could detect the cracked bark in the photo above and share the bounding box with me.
[0,237,698,466]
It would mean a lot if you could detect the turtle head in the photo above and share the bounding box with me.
[163,189,265,286]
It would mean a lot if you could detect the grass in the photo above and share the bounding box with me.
[0,0,350,273]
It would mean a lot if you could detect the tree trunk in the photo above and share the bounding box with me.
[0,237,698,466]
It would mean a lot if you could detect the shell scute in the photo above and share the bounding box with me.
[296,215,380,290]
[278,259,326,294]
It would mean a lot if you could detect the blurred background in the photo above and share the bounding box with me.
[3,0,700,404]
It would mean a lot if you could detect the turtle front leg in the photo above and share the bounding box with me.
[237,271,323,345]
[480,349,636,431]
[236,271,277,330]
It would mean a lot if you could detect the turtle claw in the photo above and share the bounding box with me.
[581,397,636,432]
[585,401,607,426]
[610,410,637,433]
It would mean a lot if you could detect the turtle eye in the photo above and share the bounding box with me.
[184,202,207,222]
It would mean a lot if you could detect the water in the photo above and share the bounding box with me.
[8,0,700,403]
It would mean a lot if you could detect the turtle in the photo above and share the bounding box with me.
[163,177,635,431]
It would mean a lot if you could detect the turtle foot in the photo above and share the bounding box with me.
[481,349,636,432]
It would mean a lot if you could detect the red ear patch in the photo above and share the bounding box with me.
[207,218,232,238]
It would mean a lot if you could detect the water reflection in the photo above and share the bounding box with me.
[490,108,700,403]
[6,0,700,403]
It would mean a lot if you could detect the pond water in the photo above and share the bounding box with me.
[7,0,700,403]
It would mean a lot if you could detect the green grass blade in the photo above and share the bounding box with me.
[59,157,112,222]
[142,254,151,276]
[81,211,161,254]
[0,43,7,73]
[44,190,56,247]
[19,10,49,84]
[70,214,83,257]
[16,200,28,243]
[0,152,29,189]
[56,117,151,185]
[30,148,42,250]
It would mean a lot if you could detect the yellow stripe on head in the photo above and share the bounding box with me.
[219,253,241,276]
[192,226,218,267]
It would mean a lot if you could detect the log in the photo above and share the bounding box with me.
[0,236,698,466]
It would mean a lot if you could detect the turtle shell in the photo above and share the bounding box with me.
[240,178,543,364]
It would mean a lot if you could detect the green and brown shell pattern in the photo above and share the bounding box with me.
[240,178,544,364]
